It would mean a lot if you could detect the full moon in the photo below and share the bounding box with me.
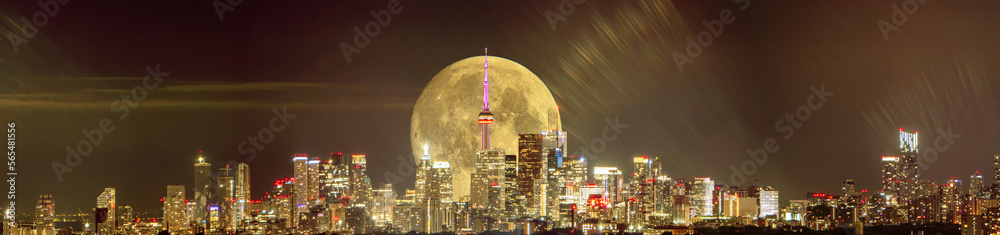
[410,56,560,200]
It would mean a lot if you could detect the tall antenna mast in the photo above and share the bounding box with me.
[483,47,490,111]
[477,47,495,149]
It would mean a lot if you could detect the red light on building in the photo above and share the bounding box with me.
[810,193,829,198]
[861,189,868,193]
[587,194,608,209]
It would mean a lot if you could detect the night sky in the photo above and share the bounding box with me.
[2,0,1000,217]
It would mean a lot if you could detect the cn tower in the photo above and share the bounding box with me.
[477,48,494,149]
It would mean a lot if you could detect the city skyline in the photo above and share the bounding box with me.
[4,1,1000,234]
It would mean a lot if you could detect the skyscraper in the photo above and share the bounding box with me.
[429,161,454,232]
[118,205,133,230]
[692,177,714,217]
[34,195,54,235]
[759,189,779,217]
[350,154,373,208]
[881,156,901,193]
[217,166,235,232]
[293,154,310,215]
[372,183,396,228]
[970,171,984,197]
[503,154,519,219]
[898,129,919,203]
[434,162,454,206]
[472,148,505,219]
[395,190,416,232]
[415,145,434,231]
[843,179,857,196]
[630,156,657,224]
[416,145,432,204]
[194,153,212,227]
[517,133,544,217]
[654,175,673,217]
[346,154,373,233]
[942,178,962,223]
[995,153,999,182]
[561,155,587,215]
[234,163,250,230]
[723,193,739,218]
[308,158,321,206]
[541,130,566,167]
[165,185,187,235]
[542,130,566,221]
[561,155,586,186]
[322,152,351,206]
[96,188,116,234]
[593,167,622,205]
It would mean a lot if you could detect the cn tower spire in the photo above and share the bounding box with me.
[477,47,495,149]
[483,47,490,111]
